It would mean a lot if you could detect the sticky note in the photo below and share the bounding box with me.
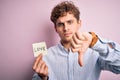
[32,42,47,57]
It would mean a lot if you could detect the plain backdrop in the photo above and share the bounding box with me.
[0,0,120,80]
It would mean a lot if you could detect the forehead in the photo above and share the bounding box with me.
[56,13,76,23]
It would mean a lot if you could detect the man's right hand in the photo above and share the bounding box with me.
[33,54,48,80]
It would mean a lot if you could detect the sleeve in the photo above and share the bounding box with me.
[92,36,120,74]
[32,73,49,80]
[32,73,42,80]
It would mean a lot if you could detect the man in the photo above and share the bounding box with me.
[32,1,120,80]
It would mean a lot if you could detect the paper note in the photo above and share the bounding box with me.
[32,42,47,57]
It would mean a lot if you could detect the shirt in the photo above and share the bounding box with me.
[32,37,120,80]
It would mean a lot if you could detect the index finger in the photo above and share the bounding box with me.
[75,32,85,41]
[76,32,91,41]
[81,32,91,41]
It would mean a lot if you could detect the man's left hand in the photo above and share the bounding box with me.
[71,31,92,66]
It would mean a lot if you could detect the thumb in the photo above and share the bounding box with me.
[78,51,84,67]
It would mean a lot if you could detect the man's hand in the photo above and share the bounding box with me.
[33,54,48,80]
[71,32,92,66]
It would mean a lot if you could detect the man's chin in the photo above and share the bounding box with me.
[63,38,71,43]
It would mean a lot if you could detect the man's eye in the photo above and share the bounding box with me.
[56,23,64,27]
[67,21,73,24]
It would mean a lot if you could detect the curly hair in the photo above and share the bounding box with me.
[50,1,80,26]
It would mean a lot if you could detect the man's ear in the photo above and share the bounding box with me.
[54,26,57,32]
[78,20,82,29]
[79,20,82,26]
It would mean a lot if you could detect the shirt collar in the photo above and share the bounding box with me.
[58,42,72,54]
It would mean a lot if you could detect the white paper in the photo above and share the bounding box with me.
[32,42,47,57]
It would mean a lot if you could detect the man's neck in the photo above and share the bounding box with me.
[61,40,71,51]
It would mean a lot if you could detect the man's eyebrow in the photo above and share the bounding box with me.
[67,19,73,22]
[67,19,74,21]
[56,22,64,24]
[56,19,74,24]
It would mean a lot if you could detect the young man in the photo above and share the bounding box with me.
[32,1,120,80]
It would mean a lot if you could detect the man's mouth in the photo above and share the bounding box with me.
[64,32,72,37]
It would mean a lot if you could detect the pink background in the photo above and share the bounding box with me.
[0,0,120,80]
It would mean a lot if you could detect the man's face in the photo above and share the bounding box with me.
[55,13,81,42]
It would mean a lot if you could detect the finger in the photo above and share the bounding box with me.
[81,32,92,41]
[40,62,48,77]
[39,61,46,73]
[81,32,89,41]
[44,66,48,76]
[78,51,84,67]
[71,37,82,49]
[35,65,40,73]
[71,48,81,53]
[75,32,85,41]
[72,33,81,44]
[36,54,43,61]
[35,60,45,74]
[71,41,82,49]
[33,54,42,70]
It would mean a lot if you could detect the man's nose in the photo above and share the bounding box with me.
[64,24,69,31]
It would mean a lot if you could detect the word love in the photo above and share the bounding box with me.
[32,42,47,57]
[34,47,46,52]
